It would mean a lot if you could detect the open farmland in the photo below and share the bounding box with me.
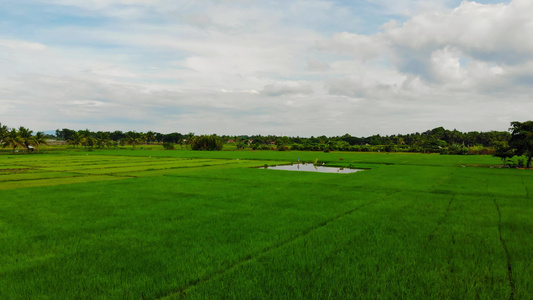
[0,151,532,299]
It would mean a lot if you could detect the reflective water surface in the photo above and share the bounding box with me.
[261,164,363,173]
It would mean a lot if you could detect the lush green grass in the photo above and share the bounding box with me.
[0,150,531,299]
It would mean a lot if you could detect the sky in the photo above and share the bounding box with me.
[1,0,532,137]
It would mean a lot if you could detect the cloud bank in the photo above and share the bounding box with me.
[0,0,530,136]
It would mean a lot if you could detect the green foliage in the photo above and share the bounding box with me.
[96,131,112,149]
[82,135,96,151]
[276,136,290,151]
[32,132,48,153]
[2,128,24,154]
[191,135,224,151]
[2,125,516,156]
[18,126,33,151]
[0,123,8,143]
[67,131,83,148]
[144,131,156,144]
[509,121,533,168]
[493,141,514,166]
[235,141,247,150]
[125,131,145,150]
[444,143,469,155]
[162,142,175,150]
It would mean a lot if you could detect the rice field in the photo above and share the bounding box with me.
[0,150,531,299]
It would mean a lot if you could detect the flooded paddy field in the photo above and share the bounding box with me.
[261,163,363,173]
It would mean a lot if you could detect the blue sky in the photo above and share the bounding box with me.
[1,0,530,136]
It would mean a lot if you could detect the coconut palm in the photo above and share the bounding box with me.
[2,128,24,154]
[82,135,97,151]
[96,131,112,149]
[18,126,34,152]
[67,131,83,148]
[186,132,195,149]
[32,131,48,153]
[125,132,144,150]
[144,131,156,144]
[0,123,8,143]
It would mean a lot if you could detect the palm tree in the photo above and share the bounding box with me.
[144,131,156,144]
[67,131,83,148]
[186,132,195,150]
[125,132,144,150]
[82,136,97,151]
[0,123,8,143]
[2,128,24,154]
[96,131,112,149]
[32,131,48,153]
[18,126,34,152]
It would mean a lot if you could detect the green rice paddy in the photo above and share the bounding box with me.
[0,150,531,299]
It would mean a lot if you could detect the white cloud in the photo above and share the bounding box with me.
[316,32,386,61]
[365,0,454,16]
[429,46,465,83]
[307,59,330,71]
[261,81,314,97]
[2,0,533,136]
[0,39,47,51]
[385,0,533,68]
[48,0,156,10]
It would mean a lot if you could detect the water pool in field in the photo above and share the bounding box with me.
[260,164,363,173]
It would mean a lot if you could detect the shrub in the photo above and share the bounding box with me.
[163,143,175,150]
[290,144,301,151]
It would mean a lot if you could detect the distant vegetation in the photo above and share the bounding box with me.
[1,121,533,166]
[191,135,224,151]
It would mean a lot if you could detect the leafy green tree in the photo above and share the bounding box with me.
[110,130,126,141]
[2,128,24,154]
[0,123,8,144]
[509,121,533,168]
[125,132,144,150]
[144,131,156,144]
[236,140,247,150]
[162,142,175,150]
[276,136,290,151]
[191,135,223,151]
[67,131,83,148]
[82,136,97,151]
[96,131,112,149]
[56,128,76,141]
[186,132,195,149]
[493,141,514,167]
[32,132,48,153]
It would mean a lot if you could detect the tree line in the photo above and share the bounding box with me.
[231,127,511,154]
[49,126,511,154]
[0,123,48,154]
[494,121,533,168]
[1,122,532,167]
